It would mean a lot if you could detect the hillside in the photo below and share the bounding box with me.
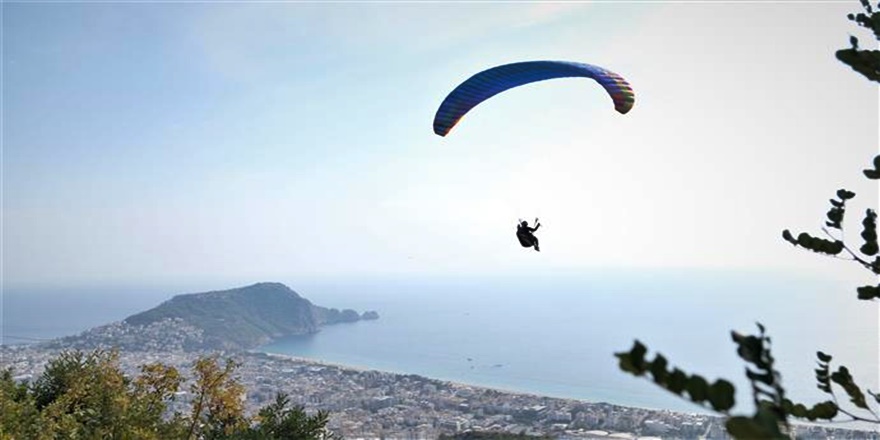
[76,282,381,351]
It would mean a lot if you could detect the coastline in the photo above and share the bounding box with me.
[252,349,701,417]
[5,342,875,439]
[2,343,724,439]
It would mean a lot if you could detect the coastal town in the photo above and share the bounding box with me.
[2,341,875,440]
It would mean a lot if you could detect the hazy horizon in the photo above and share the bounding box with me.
[3,272,877,421]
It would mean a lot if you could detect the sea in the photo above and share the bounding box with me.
[3,269,878,418]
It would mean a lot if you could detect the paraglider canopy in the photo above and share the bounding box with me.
[433,60,635,137]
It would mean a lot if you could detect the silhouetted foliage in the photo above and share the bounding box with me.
[616,2,880,438]
[837,0,880,81]
[615,340,735,413]
[783,185,880,299]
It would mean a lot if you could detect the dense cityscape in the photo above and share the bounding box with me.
[2,339,876,440]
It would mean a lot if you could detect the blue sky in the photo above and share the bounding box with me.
[4,2,877,287]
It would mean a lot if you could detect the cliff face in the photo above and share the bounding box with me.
[313,307,363,325]
[123,282,373,350]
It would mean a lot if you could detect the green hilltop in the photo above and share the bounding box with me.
[123,282,377,350]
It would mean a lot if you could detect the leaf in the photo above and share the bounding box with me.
[747,369,775,386]
[816,368,833,392]
[708,379,736,412]
[615,340,648,375]
[725,416,768,439]
[732,332,763,364]
[631,340,647,363]
[686,375,709,402]
[815,367,829,379]
[831,366,868,409]
[861,209,877,228]
[864,169,880,179]
[782,230,797,245]
[823,240,845,255]
[667,368,688,395]
[856,285,880,300]
[797,232,814,248]
[614,352,636,373]
[808,401,839,420]
[860,210,878,255]
[837,189,856,200]
[835,49,880,83]
[791,403,808,418]
[826,207,844,224]
[725,409,787,440]
[649,354,668,385]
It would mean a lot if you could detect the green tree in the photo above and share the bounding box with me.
[185,355,248,440]
[615,1,880,438]
[0,368,40,440]
[132,362,187,439]
[2,349,185,439]
[0,350,337,440]
[234,393,337,440]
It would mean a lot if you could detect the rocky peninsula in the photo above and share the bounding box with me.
[45,282,379,351]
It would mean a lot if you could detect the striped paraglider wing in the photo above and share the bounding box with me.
[433,60,635,137]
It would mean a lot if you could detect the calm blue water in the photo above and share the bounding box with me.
[262,271,879,414]
[2,284,175,344]
[3,270,877,416]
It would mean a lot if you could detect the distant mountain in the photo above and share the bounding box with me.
[50,282,378,352]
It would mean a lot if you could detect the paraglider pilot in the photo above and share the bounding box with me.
[517,218,541,252]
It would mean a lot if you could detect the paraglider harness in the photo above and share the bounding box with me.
[516,218,541,250]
